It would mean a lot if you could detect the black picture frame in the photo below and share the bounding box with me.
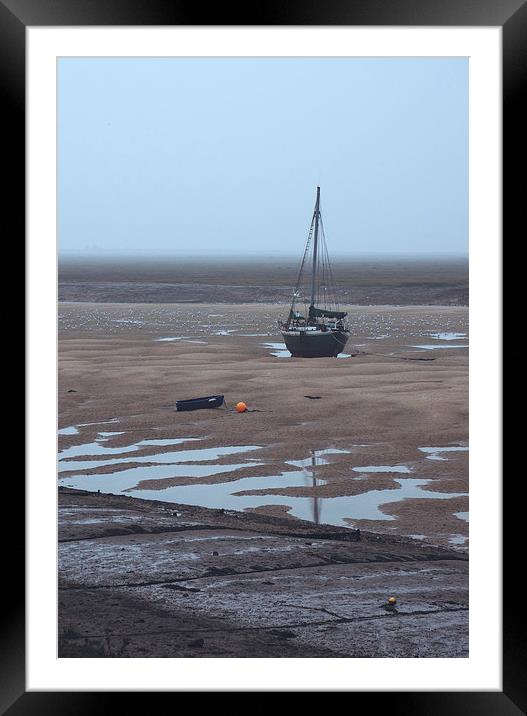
[8,0,520,710]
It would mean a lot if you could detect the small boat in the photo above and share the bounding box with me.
[280,187,350,357]
[176,394,225,411]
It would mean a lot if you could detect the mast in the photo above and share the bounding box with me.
[310,186,320,309]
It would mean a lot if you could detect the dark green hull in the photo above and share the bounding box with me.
[281,330,349,358]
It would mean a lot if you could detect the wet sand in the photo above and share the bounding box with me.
[59,489,468,658]
[58,301,468,656]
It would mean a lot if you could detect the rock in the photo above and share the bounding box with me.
[270,630,296,640]
[189,638,204,648]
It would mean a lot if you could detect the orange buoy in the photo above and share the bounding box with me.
[388,596,397,605]
[235,401,247,413]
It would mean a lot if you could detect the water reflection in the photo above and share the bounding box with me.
[304,450,322,525]
[58,429,467,530]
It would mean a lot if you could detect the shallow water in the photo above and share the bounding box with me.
[157,336,207,344]
[352,465,411,474]
[454,511,469,522]
[286,448,350,468]
[58,436,200,464]
[411,344,468,350]
[117,476,465,526]
[58,426,79,436]
[59,443,259,473]
[428,332,467,341]
[263,342,351,359]
[58,441,466,529]
[419,446,469,461]
[77,418,120,427]
[59,461,260,492]
[58,432,467,530]
[262,341,290,358]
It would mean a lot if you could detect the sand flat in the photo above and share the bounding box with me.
[58,301,468,657]
[59,302,468,547]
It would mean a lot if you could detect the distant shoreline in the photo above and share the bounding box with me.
[59,256,468,307]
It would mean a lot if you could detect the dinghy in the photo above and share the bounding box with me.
[176,394,225,411]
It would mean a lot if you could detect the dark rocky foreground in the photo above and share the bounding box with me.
[58,488,468,658]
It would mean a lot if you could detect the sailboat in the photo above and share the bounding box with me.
[280,186,350,357]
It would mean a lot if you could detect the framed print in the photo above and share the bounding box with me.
[6,0,521,710]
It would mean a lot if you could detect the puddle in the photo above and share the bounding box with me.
[58,439,467,530]
[59,436,200,463]
[428,332,467,341]
[58,426,79,436]
[59,452,466,529]
[352,465,411,474]
[410,344,468,350]
[59,443,260,474]
[286,448,350,468]
[263,342,353,359]
[129,477,466,527]
[77,419,120,427]
[156,337,207,344]
[59,461,261,492]
[263,341,290,358]
[419,446,469,461]
[454,511,469,522]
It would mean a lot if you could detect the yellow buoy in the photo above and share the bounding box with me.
[235,401,247,413]
[388,596,397,605]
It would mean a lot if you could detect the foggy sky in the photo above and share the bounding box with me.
[58,57,468,256]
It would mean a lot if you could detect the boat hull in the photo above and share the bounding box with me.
[281,330,349,358]
[176,394,225,411]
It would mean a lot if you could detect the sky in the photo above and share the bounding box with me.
[58,57,468,256]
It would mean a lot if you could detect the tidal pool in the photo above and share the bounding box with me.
[352,465,411,474]
[263,341,290,358]
[58,442,466,529]
[411,344,468,350]
[58,426,79,436]
[427,332,467,341]
[419,446,469,461]
[59,443,259,473]
[58,433,467,531]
